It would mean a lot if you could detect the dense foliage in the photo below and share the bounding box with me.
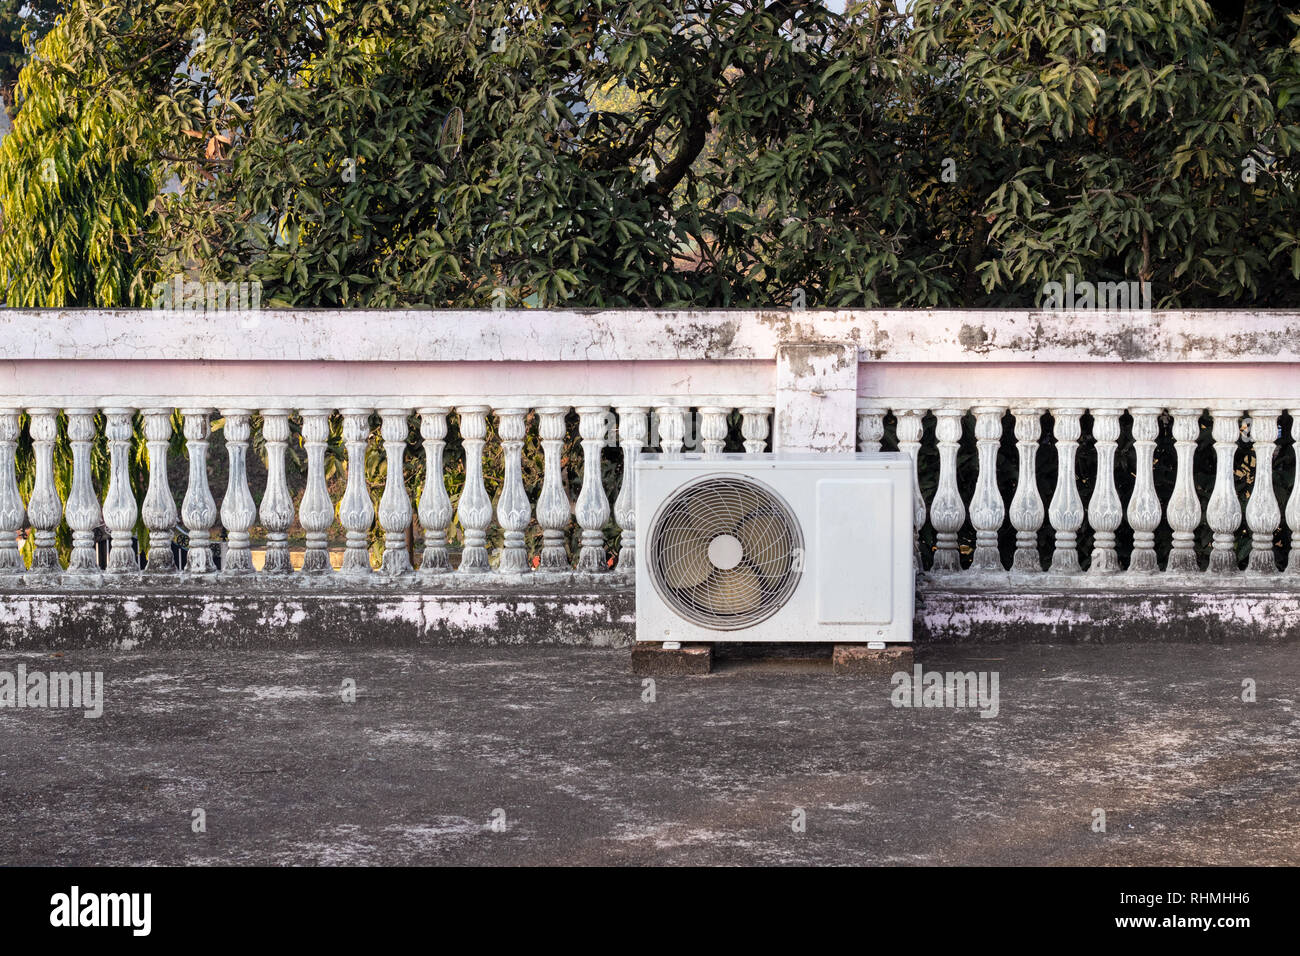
[0,0,1296,309]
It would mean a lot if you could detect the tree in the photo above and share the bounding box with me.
[908,0,1300,306]
[0,0,61,114]
[5,0,1299,309]
[0,13,157,306]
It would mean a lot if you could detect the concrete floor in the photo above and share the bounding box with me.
[1,643,1297,865]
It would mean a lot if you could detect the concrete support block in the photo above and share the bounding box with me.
[631,642,713,676]
[774,341,859,453]
[832,643,914,676]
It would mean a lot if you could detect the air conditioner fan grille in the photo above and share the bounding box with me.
[648,475,803,630]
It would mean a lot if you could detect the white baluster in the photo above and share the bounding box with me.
[575,405,611,573]
[495,407,531,575]
[1127,408,1162,572]
[535,405,571,573]
[699,406,729,455]
[1008,407,1044,572]
[258,410,294,573]
[1087,408,1123,574]
[455,405,492,573]
[417,407,453,574]
[0,411,24,574]
[298,410,335,574]
[895,408,927,558]
[25,408,61,573]
[613,406,649,572]
[655,405,687,455]
[339,408,375,574]
[857,406,886,453]
[378,409,414,576]
[65,408,101,575]
[141,409,178,572]
[1207,408,1242,574]
[929,408,965,571]
[1165,408,1202,573]
[741,407,772,453]
[968,405,1005,571]
[1047,407,1084,573]
[102,408,139,574]
[1289,411,1300,573]
[1246,409,1281,574]
[180,408,217,574]
[219,409,256,574]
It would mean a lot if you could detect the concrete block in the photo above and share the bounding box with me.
[631,642,713,676]
[832,643,914,675]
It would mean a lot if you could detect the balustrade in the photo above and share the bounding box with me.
[0,308,1296,590]
[0,402,780,582]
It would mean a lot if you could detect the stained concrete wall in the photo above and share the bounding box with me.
[3,583,1297,648]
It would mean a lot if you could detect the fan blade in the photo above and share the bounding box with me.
[660,508,713,589]
[692,564,763,615]
[736,512,792,583]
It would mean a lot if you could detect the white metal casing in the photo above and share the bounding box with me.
[635,452,915,643]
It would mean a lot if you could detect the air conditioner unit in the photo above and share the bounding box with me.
[635,452,914,644]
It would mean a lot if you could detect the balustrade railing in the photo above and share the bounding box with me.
[3,308,1300,592]
[0,403,775,583]
[857,403,1297,577]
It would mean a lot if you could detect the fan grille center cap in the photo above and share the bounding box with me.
[707,534,743,570]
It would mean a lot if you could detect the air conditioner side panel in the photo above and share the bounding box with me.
[815,479,894,625]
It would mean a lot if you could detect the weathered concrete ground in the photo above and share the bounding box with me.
[1,643,1297,865]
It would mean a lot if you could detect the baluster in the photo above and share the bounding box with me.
[1246,409,1281,574]
[1126,408,1162,572]
[0,411,24,574]
[741,407,772,453]
[929,408,965,571]
[378,409,414,576]
[417,407,453,574]
[535,406,571,573]
[857,407,886,453]
[895,408,927,556]
[655,405,687,455]
[1165,408,1202,573]
[1289,412,1300,573]
[1207,408,1242,574]
[180,408,217,574]
[495,407,531,575]
[25,408,61,573]
[967,406,1005,571]
[613,406,649,572]
[258,410,294,573]
[1047,407,1084,573]
[575,406,611,573]
[219,409,256,574]
[455,405,492,573]
[141,409,178,572]
[699,406,729,455]
[1087,408,1123,573]
[1008,407,1044,572]
[65,408,101,575]
[103,408,139,573]
[298,410,335,573]
[339,409,375,574]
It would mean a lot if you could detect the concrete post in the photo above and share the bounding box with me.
[774,342,859,454]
